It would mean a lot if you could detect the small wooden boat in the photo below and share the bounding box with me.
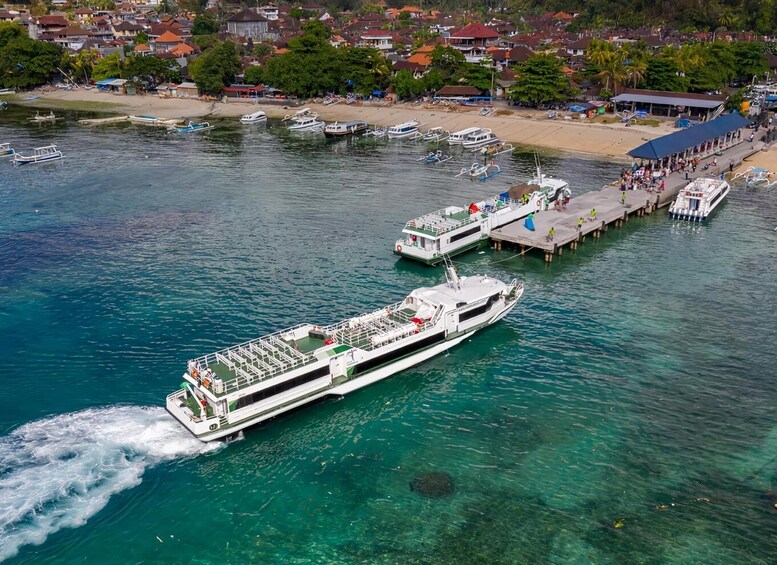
[456,161,502,182]
[417,150,452,164]
[12,145,63,166]
[240,110,267,124]
[477,142,514,158]
[421,127,449,142]
[363,127,387,138]
[1,142,15,157]
[29,111,57,122]
[171,121,213,133]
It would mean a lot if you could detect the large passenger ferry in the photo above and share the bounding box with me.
[166,264,523,441]
[668,177,729,221]
[394,167,570,265]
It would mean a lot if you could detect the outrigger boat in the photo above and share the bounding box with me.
[669,177,730,221]
[0,101,7,110]
[12,145,63,167]
[387,120,420,139]
[240,110,267,124]
[421,127,449,142]
[732,166,777,187]
[418,149,452,164]
[324,120,368,138]
[166,262,524,441]
[397,163,571,265]
[29,111,57,122]
[477,142,514,158]
[457,161,502,181]
[171,121,213,133]
[363,126,387,138]
[0,142,14,158]
[129,115,165,125]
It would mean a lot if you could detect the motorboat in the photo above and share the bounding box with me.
[422,127,449,142]
[288,114,325,131]
[165,263,523,441]
[171,121,214,133]
[387,120,419,139]
[323,121,368,138]
[1,142,14,158]
[240,110,267,124]
[669,177,730,221]
[29,111,57,122]
[12,145,63,166]
[462,129,499,149]
[448,127,481,145]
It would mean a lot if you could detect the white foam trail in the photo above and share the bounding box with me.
[0,406,220,562]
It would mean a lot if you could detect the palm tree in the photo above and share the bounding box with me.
[625,59,647,88]
[587,38,614,68]
[597,57,627,92]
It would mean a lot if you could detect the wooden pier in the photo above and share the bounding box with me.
[490,140,764,262]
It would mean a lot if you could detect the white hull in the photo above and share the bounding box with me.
[669,178,729,221]
[387,129,418,139]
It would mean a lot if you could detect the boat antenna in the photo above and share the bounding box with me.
[533,151,543,180]
[442,255,461,290]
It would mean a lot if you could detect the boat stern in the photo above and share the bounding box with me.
[166,384,222,441]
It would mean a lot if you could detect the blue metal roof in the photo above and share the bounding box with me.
[628,113,750,160]
[95,78,116,86]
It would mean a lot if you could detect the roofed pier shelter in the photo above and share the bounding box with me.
[612,88,725,120]
[628,113,750,169]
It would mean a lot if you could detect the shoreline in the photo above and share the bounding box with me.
[15,89,672,158]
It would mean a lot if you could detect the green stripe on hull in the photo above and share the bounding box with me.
[394,238,487,266]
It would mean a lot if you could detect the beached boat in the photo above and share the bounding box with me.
[129,115,177,126]
[172,121,214,133]
[323,120,368,138]
[12,145,63,167]
[732,166,777,188]
[462,129,499,149]
[29,112,57,123]
[422,127,449,142]
[448,127,482,145]
[166,263,523,441]
[282,107,312,121]
[417,149,452,164]
[0,143,14,158]
[364,127,387,138]
[288,114,325,131]
[387,120,419,139]
[240,110,267,124]
[477,142,514,158]
[669,177,730,221]
[396,166,571,265]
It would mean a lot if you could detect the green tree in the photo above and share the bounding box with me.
[92,52,123,80]
[135,30,149,45]
[730,41,767,82]
[191,40,241,95]
[644,57,686,91]
[0,22,25,48]
[428,45,466,81]
[243,65,264,85]
[124,55,180,87]
[509,54,569,107]
[192,12,218,36]
[67,47,99,83]
[0,35,62,88]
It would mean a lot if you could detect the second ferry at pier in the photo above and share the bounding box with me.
[395,166,570,265]
[166,264,523,441]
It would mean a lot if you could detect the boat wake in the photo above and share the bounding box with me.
[0,406,220,561]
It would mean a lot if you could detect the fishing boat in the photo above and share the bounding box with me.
[668,177,730,221]
[478,142,514,158]
[363,127,387,138]
[0,143,14,157]
[29,111,57,123]
[282,107,311,121]
[288,114,325,131]
[129,115,176,126]
[323,120,368,138]
[12,145,63,166]
[462,129,499,149]
[396,164,571,265]
[457,161,502,181]
[240,110,267,124]
[417,149,452,164]
[422,127,449,142]
[166,263,524,441]
[172,121,214,133]
[387,120,419,139]
[732,166,776,187]
[448,127,481,145]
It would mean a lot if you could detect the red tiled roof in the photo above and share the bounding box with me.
[155,30,184,43]
[450,22,499,40]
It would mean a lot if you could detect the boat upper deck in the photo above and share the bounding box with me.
[404,207,480,237]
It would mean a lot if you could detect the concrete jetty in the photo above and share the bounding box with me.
[490,140,764,262]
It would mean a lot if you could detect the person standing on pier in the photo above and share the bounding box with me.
[547,226,555,242]
[590,208,597,222]
[621,191,626,206]
[578,217,584,232]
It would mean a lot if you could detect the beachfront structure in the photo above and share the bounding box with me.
[224,84,265,99]
[628,113,750,169]
[446,22,500,63]
[227,8,270,40]
[435,85,490,104]
[612,89,726,121]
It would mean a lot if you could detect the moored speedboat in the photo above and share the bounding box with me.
[240,110,267,124]
[387,120,419,139]
[288,114,325,131]
[323,120,368,138]
[448,127,481,145]
[0,142,14,158]
[166,264,524,441]
[12,145,63,166]
[397,166,570,265]
[669,177,729,221]
[462,128,499,149]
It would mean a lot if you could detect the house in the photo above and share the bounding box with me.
[154,30,185,52]
[566,37,591,57]
[113,21,143,40]
[0,10,18,22]
[28,15,69,40]
[223,83,264,98]
[227,8,269,41]
[256,6,279,20]
[399,5,423,18]
[52,26,93,50]
[134,43,152,55]
[393,60,426,79]
[175,81,200,98]
[358,29,393,51]
[74,9,93,23]
[447,22,499,63]
[169,42,195,57]
[508,45,534,65]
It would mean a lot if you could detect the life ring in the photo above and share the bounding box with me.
[191,369,199,379]
[203,377,211,388]
[396,244,402,252]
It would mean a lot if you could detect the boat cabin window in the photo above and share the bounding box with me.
[234,365,330,410]
[449,226,481,244]
[458,293,500,322]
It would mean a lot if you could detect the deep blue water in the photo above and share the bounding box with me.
[1,105,777,563]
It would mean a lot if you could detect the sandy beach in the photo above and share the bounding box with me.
[733,144,777,173]
[17,88,673,158]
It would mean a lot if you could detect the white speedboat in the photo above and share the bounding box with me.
[240,110,267,124]
[387,120,419,139]
[1,142,14,158]
[396,166,570,265]
[462,129,499,149]
[669,177,730,221]
[166,264,523,441]
[12,145,63,166]
[448,127,481,145]
[288,114,325,131]
[324,120,368,138]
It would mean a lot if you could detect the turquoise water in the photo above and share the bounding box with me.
[1,107,777,563]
